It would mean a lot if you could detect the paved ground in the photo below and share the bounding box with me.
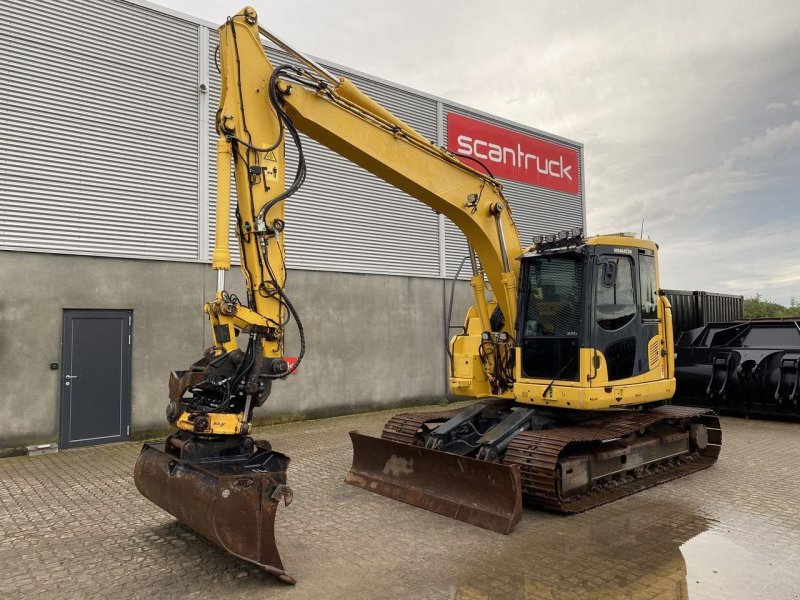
[1,404,799,600]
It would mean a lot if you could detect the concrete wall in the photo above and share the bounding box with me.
[0,251,474,451]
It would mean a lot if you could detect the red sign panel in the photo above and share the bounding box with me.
[447,113,580,195]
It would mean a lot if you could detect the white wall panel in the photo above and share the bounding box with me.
[0,0,202,260]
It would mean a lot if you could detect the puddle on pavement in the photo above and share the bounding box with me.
[682,528,797,599]
[446,500,798,599]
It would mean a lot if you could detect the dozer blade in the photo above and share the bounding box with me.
[133,441,295,584]
[345,431,523,534]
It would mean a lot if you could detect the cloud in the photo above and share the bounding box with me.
[662,220,800,302]
[732,120,800,160]
[635,120,800,227]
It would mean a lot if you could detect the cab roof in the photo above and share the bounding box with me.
[585,234,658,252]
[519,234,658,259]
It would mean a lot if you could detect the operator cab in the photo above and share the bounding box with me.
[517,230,661,386]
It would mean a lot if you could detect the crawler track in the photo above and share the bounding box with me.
[380,404,722,514]
[503,405,721,513]
[381,408,463,444]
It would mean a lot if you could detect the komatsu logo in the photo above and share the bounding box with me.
[447,113,580,195]
[455,135,573,181]
[613,248,633,255]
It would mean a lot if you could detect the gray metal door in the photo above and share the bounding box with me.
[60,310,132,448]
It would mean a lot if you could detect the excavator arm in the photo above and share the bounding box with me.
[209,7,524,410]
[134,8,525,580]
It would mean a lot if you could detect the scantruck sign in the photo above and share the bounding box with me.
[447,113,580,195]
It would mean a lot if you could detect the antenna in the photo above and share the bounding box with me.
[640,218,645,239]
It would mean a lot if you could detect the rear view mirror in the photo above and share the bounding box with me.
[601,261,617,286]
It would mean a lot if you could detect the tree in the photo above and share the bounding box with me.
[743,294,800,318]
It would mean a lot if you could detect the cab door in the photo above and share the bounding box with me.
[589,248,652,383]
[637,249,662,377]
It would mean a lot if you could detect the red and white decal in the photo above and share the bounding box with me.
[284,356,299,375]
[447,113,580,195]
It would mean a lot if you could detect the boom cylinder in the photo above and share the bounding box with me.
[257,25,337,85]
[468,243,479,276]
[470,274,493,333]
[493,213,510,273]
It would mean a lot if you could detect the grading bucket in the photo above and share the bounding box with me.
[133,439,295,583]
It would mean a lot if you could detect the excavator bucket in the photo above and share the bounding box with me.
[133,439,295,584]
[346,431,523,534]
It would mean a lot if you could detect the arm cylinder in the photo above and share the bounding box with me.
[211,137,233,281]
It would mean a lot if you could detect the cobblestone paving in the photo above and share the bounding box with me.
[1,405,799,600]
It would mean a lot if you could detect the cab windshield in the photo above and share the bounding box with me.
[523,255,583,338]
[520,254,583,380]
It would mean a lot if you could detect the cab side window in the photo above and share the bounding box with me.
[596,257,636,331]
[639,254,658,320]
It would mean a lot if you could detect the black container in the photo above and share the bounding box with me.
[663,289,744,334]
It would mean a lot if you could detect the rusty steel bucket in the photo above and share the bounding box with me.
[345,431,523,534]
[133,440,295,584]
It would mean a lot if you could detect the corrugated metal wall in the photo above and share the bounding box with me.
[0,0,584,279]
[1,0,201,261]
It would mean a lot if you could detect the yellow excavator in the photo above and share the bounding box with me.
[133,7,722,583]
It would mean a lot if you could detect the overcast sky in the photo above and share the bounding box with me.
[156,0,800,303]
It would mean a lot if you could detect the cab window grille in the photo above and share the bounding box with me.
[524,256,583,338]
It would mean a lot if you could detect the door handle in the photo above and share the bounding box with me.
[65,375,78,379]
